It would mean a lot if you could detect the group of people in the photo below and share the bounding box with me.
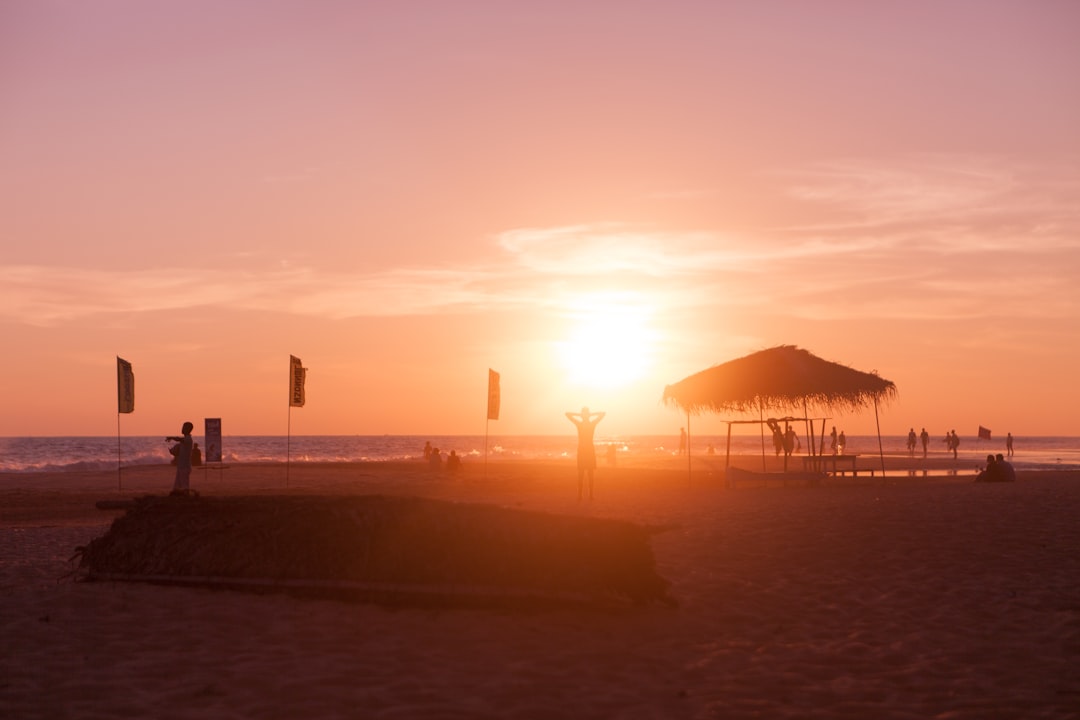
[976,453,1017,482]
[422,441,462,472]
[766,419,802,458]
[906,427,932,458]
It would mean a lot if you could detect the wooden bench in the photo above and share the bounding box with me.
[802,454,863,475]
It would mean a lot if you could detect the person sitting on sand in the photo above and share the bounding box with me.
[446,450,461,472]
[428,447,442,469]
[976,454,998,482]
[996,453,1016,482]
[566,406,605,500]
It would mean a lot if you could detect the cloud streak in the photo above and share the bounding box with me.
[3,156,1076,327]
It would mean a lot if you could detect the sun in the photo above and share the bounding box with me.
[555,296,657,389]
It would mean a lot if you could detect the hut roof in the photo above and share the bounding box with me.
[662,345,897,416]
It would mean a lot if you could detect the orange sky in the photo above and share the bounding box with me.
[2,1,1079,438]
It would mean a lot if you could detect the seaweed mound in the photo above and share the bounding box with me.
[78,495,674,608]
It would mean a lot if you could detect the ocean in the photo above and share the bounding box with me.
[1,434,1078,473]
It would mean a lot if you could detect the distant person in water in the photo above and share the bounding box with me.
[678,427,687,455]
[566,407,605,500]
[423,441,432,460]
[167,421,194,495]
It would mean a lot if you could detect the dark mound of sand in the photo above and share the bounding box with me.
[77,494,674,608]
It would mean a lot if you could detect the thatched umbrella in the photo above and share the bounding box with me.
[662,345,897,476]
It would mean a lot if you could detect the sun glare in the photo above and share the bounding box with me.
[555,297,657,389]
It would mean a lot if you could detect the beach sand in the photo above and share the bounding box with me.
[2,457,1079,719]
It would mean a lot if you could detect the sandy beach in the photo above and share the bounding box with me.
[3,457,1079,719]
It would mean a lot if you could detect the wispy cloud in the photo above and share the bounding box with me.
[3,156,1077,327]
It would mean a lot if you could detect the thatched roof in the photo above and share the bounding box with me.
[662,345,897,416]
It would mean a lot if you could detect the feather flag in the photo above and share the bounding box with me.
[289,355,307,408]
[117,357,135,413]
[487,369,500,420]
[978,425,991,440]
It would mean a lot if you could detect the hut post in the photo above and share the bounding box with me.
[802,400,814,471]
[686,410,692,487]
[874,397,886,479]
[759,401,767,472]
[724,421,733,475]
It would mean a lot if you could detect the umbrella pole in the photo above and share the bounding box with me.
[875,397,886,479]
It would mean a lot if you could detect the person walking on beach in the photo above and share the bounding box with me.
[920,427,930,458]
[782,425,798,457]
[566,407,605,500]
[678,427,687,455]
[1006,432,1014,457]
[907,428,917,457]
[167,421,194,495]
[945,430,959,459]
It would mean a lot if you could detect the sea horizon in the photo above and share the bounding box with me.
[2,434,1077,474]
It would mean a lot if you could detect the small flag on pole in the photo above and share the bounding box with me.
[487,369,500,420]
[978,426,992,440]
[117,357,134,413]
[289,355,307,407]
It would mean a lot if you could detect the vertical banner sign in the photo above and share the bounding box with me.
[290,355,306,407]
[205,418,223,463]
[116,357,135,413]
[487,368,500,420]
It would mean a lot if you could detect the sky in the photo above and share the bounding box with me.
[2,0,1079,439]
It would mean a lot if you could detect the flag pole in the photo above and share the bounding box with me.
[286,405,291,488]
[117,412,122,492]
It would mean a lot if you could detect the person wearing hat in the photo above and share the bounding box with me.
[167,421,195,495]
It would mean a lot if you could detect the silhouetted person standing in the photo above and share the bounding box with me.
[566,407,605,500]
[167,421,194,495]
[1006,432,1014,457]
[920,427,930,458]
